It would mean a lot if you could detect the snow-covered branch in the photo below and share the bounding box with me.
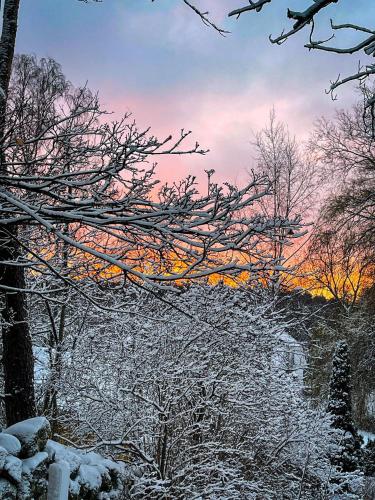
[0,55,301,292]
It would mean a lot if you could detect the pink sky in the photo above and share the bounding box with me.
[16,0,369,191]
[104,81,355,190]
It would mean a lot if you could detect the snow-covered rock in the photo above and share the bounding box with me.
[79,464,102,498]
[46,440,81,476]
[21,451,49,499]
[22,451,49,475]
[0,417,128,499]
[4,417,51,458]
[0,446,8,470]
[0,477,17,499]
[46,440,128,498]
[2,455,22,484]
[0,434,21,457]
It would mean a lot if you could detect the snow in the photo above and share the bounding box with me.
[46,441,81,475]
[0,434,21,456]
[34,346,50,384]
[3,454,23,483]
[4,416,50,456]
[46,440,126,497]
[0,425,126,498]
[3,417,51,467]
[78,464,102,491]
[22,451,49,474]
[5,417,50,445]
[47,462,70,500]
[358,429,375,447]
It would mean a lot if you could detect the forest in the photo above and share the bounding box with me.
[0,1,374,499]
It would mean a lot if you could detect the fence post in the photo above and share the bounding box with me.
[47,461,70,500]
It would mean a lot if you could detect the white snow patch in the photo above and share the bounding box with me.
[22,451,49,474]
[3,454,23,483]
[359,429,375,446]
[0,433,21,456]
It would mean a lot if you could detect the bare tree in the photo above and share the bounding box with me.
[310,96,375,243]
[307,221,374,312]
[251,111,317,289]
[304,92,375,309]
[47,284,335,499]
[0,53,301,425]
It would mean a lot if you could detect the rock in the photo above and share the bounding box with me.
[2,455,23,484]
[0,446,9,469]
[46,440,80,477]
[4,417,51,458]
[78,464,102,499]
[0,434,21,457]
[0,478,17,499]
[22,452,49,499]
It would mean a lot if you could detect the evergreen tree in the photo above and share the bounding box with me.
[327,340,362,472]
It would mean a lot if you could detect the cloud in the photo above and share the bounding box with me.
[102,74,350,190]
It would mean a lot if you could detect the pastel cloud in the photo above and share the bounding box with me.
[103,77,353,189]
[15,0,372,192]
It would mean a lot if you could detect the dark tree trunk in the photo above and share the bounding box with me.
[0,0,36,425]
[0,236,36,424]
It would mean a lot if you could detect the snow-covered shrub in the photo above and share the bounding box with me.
[36,284,337,498]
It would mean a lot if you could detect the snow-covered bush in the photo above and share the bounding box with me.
[33,284,338,498]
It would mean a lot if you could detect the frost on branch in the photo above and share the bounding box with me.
[227,0,375,113]
[36,284,337,499]
[0,55,301,296]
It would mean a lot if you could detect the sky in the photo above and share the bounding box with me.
[15,0,374,187]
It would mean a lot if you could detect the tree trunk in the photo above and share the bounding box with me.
[1,237,36,424]
[0,0,36,425]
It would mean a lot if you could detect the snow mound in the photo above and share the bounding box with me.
[0,434,21,457]
[46,440,128,498]
[0,417,129,499]
[4,416,51,458]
